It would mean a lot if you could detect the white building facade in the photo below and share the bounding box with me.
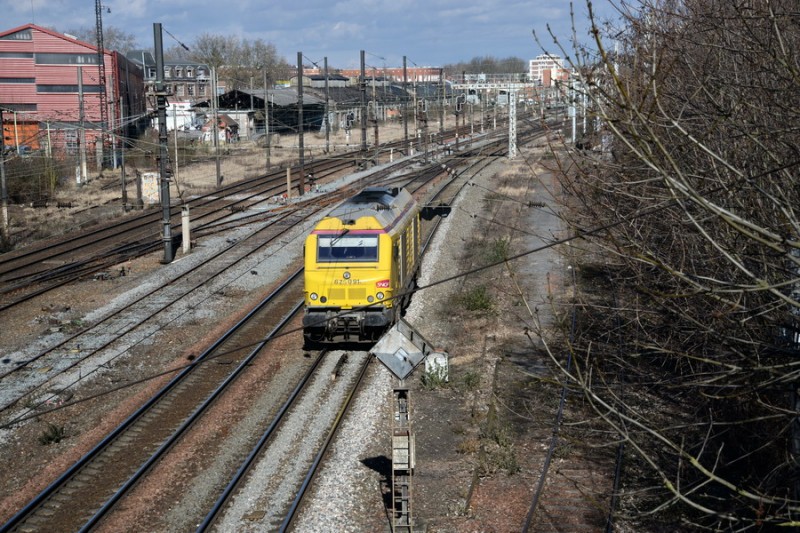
[529,54,565,84]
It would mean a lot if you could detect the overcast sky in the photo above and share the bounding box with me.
[2,0,620,69]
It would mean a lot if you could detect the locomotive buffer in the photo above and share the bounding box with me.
[371,319,449,533]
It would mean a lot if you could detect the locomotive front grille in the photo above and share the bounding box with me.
[328,288,346,300]
[349,287,367,300]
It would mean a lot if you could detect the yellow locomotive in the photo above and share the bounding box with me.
[303,187,421,344]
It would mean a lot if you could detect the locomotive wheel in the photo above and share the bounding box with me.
[303,331,325,351]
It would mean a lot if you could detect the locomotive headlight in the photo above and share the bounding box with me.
[310,293,318,301]
[320,296,327,303]
[367,295,375,303]
[376,292,385,300]
[343,271,351,279]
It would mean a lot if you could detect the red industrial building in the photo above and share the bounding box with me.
[0,24,147,165]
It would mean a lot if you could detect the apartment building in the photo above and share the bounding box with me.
[126,50,212,105]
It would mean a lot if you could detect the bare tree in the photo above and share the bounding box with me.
[189,33,237,73]
[546,0,800,529]
[444,55,527,76]
[64,25,139,55]
[187,33,290,90]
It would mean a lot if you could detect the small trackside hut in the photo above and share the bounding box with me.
[303,187,421,345]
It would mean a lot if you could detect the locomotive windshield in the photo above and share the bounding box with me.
[317,235,379,262]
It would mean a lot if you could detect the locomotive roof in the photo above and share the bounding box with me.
[325,187,415,230]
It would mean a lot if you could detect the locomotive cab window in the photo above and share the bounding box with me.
[317,235,378,262]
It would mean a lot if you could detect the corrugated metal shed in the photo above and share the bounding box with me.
[194,88,325,133]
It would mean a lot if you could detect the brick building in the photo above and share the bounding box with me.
[0,24,146,163]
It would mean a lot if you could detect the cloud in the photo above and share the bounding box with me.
[110,0,149,20]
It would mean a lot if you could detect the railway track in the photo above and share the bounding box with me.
[4,114,560,527]
[0,156,456,531]
[0,272,306,533]
[198,350,373,532]
[0,199,329,417]
[0,123,500,411]
[0,140,466,416]
[0,156,359,311]
[0,133,454,303]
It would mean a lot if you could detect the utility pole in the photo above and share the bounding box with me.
[212,66,221,187]
[154,23,174,264]
[121,60,131,209]
[77,67,88,185]
[371,67,379,147]
[249,76,254,119]
[120,96,127,210]
[360,50,367,166]
[297,51,305,196]
[173,104,179,189]
[508,91,517,159]
[0,107,8,244]
[403,56,409,155]
[263,69,270,170]
[324,57,330,154]
[95,0,109,169]
[438,68,444,139]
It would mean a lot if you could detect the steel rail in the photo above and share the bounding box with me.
[79,300,306,532]
[196,345,330,531]
[0,205,314,393]
[279,355,373,532]
[0,269,302,533]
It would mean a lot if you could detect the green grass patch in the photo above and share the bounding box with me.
[461,370,481,391]
[458,285,494,312]
[484,237,510,263]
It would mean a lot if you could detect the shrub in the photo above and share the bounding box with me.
[484,237,510,263]
[39,423,66,445]
[459,285,493,312]
[462,370,481,391]
[420,366,448,390]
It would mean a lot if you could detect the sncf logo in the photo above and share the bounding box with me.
[376,279,390,288]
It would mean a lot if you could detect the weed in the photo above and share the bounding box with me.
[63,319,85,333]
[23,397,39,410]
[451,423,467,435]
[458,285,493,312]
[456,438,481,454]
[484,237,510,263]
[482,445,520,475]
[420,366,449,390]
[477,419,520,475]
[0,235,13,253]
[462,370,481,391]
[554,442,573,458]
[484,421,513,448]
[39,423,66,445]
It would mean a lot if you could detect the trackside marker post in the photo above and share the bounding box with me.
[371,319,449,533]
